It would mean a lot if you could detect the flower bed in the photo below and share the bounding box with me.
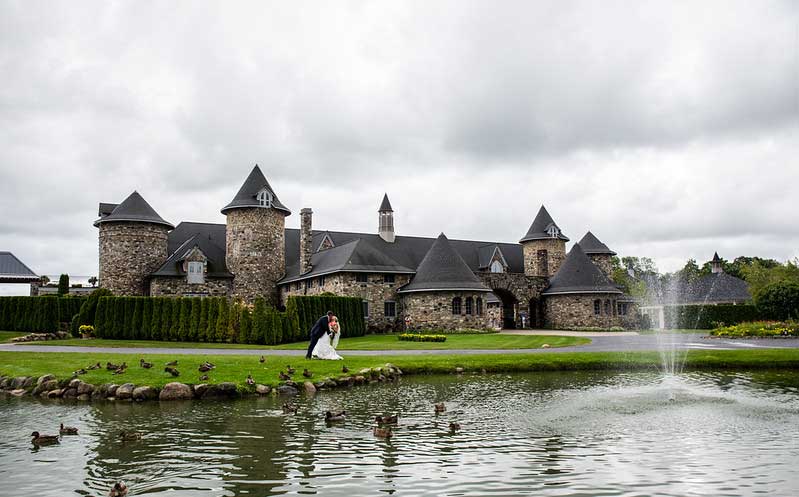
[398,333,447,342]
[710,321,799,338]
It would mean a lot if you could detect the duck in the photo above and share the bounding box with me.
[108,481,128,497]
[302,369,313,378]
[88,362,101,370]
[341,365,349,373]
[165,366,180,377]
[278,371,291,381]
[59,423,78,435]
[375,415,398,425]
[282,402,298,414]
[259,355,265,363]
[106,362,120,371]
[246,374,255,386]
[449,422,461,432]
[73,368,87,376]
[139,359,153,369]
[166,360,178,367]
[325,410,347,422]
[30,431,59,445]
[199,374,209,382]
[198,363,214,373]
[119,431,141,441]
[112,366,126,375]
[373,426,393,438]
[434,403,446,414]
[286,365,296,374]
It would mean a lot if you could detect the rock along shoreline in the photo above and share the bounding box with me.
[0,364,404,402]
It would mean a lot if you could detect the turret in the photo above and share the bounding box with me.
[378,193,395,243]
[711,252,723,274]
[94,191,173,295]
[222,165,291,304]
[519,205,568,278]
[576,231,616,278]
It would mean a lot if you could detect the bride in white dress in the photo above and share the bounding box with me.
[312,316,343,360]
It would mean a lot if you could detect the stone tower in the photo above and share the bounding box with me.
[378,193,395,243]
[221,165,291,304]
[576,231,616,278]
[94,191,173,295]
[519,205,569,278]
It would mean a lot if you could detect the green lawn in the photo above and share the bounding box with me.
[1,349,799,390]
[0,332,26,343]
[21,334,590,350]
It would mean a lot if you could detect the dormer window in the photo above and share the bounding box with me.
[490,260,504,273]
[187,261,204,284]
[257,189,273,208]
[546,224,560,238]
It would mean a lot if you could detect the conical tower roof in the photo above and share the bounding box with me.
[93,191,173,228]
[221,165,291,215]
[519,205,569,242]
[712,252,721,263]
[379,193,393,212]
[576,231,616,255]
[542,244,621,295]
[399,233,490,293]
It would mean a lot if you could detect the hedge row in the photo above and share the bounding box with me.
[289,295,366,338]
[663,304,762,329]
[0,296,73,333]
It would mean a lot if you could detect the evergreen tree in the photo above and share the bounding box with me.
[131,298,143,339]
[198,298,209,342]
[103,297,117,338]
[252,298,267,344]
[188,298,201,342]
[227,301,240,343]
[58,274,69,296]
[94,297,106,337]
[150,298,163,341]
[215,298,229,342]
[169,298,181,341]
[206,298,219,342]
[238,305,252,344]
[141,298,152,340]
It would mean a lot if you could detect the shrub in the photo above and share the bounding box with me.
[227,301,241,342]
[131,298,143,339]
[663,304,761,329]
[287,295,365,338]
[215,298,229,342]
[58,274,69,296]
[239,305,252,344]
[711,320,799,337]
[198,298,209,342]
[140,298,152,340]
[70,313,81,337]
[206,298,219,342]
[79,324,95,337]
[755,282,799,321]
[188,298,201,342]
[398,333,447,342]
[252,298,267,344]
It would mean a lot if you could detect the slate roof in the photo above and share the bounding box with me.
[712,252,722,263]
[542,244,622,295]
[0,251,38,282]
[93,191,174,228]
[220,165,291,215]
[576,231,616,255]
[379,194,393,212]
[152,222,233,278]
[477,244,507,269]
[682,273,751,304]
[519,205,569,242]
[398,233,491,293]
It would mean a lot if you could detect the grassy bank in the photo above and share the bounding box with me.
[2,349,799,390]
[0,332,26,343]
[20,334,590,350]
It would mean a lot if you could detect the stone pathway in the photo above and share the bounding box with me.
[500,329,639,337]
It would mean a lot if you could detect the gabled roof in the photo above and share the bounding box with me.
[477,244,508,269]
[576,231,616,256]
[542,244,622,295]
[282,238,414,284]
[0,251,38,282]
[220,165,291,215]
[399,233,491,293]
[379,193,393,212]
[152,222,233,278]
[93,191,174,228]
[519,205,569,242]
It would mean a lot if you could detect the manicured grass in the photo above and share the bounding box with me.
[1,349,799,390]
[0,332,26,343]
[23,334,590,350]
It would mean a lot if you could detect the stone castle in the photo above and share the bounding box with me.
[95,165,638,330]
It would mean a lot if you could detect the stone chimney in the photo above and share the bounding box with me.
[300,208,313,274]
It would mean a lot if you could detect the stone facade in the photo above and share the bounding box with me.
[544,294,629,329]
[401,291,490,331]
[588,254,613,279]
[299,208,313,274]
[225,208,286,305]
[99,222,169,295]
[522,238,566,278]
[477,272,549,327]
[150,276,232,297]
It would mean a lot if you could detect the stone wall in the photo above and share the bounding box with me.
[150,276,232,297]
[280,272,411,331]
[544,294,628,329]
[522,239,566,278]
[401,291,491,331]
[99,222,169,296]
[477,272,549,327]
[588,254,613,279]
[225,208,286,305]
[299,208,313,274]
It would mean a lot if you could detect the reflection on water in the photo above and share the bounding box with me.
[1,371,798,496]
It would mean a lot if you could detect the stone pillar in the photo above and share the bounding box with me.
[300,208,313,275]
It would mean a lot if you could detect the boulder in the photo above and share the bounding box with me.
[276,385,299,396]
[62,387,78,398]
[193,384,209,398]
[455,367,464,375]
[68,378,82,389]
[324,379,337,389]
[303,381,317,395]
[47,389,63,398]
[91,390,104,400]
[77,394,91,401]
[378,375,387,382]
[133,386,158,401]
[358,368,372,376]
[0,377,10,389]
[77,382,94,395]
[385,363,403,375]
[314,381,327,390]
[255,384,271,396]
[116,383,136,400]
[159,382,193,401]
[10,389,27,397]
[33,379,59,395]
[202,382,239,399]
[354,375,366,385]
[106,384,119,397]
[36,374,56,386]
[12,377,32,389]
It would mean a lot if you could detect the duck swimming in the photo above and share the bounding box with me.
[325,411,347,422]
[59,423,78,435]
[108,481,128,497]
[373,426,393,438]
[31,431,59,445]
[119,431,141,441]
[375,415,398,425]
[434,403,446,413]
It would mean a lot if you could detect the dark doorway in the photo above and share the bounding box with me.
[493,288,518,329]
[528,299,542,328]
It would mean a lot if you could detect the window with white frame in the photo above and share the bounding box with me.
[490,260,504,273]
[187,261,204,284]
[547,224,560,238]
[257,189,273,208]
[384,301,396,318]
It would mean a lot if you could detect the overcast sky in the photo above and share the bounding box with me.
[1,0,798,290]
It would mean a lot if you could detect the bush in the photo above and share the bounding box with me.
[663,304,761,329]
[755,282,799,320]
[398,333,447,342]
[150,298,163,341]
[215,298,229,342]
[58,274,69,296]
[239,305,252,344]
[287,295,365,338]
[79,324,95,337]
[711,320,799,337]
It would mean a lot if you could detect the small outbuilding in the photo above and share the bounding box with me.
[0,251,40,296]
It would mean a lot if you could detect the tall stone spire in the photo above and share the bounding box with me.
[378,193,395,243]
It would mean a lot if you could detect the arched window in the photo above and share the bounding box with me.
[465,297,473,315]
[476,297,483,316]
[490,260,504,273]
[604,300,611,316]
[593,299,601,315]
[257,189,273,208]
[452,297,462,315]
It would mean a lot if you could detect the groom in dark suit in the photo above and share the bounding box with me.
[306,311,334,359]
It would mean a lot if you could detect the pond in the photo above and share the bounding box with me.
[1,370,798,496]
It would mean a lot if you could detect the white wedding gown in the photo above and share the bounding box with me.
[312,326,343,360]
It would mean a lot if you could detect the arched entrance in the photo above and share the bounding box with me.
[492,288,518,329]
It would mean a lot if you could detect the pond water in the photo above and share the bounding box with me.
[1,370,798,496]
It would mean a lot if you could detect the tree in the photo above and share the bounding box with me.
[677,259,702,283]
[251,298,267,344]
[169,298,181,341]
[741,259,799,297]
[188,298,201,342]
[239,306,252,344]
[215,299,229,342]
[178,298,191,341]
[150,298,163,341]
[141,298,152,340]
[131,298,143,339]
[756,281,799,320]
[58,274,70,296]
[88,276,98,288]
[206,298,219,342]
[40,275,50,287]
[198,298,209,342]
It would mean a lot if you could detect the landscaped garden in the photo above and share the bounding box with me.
[710,320,798,338]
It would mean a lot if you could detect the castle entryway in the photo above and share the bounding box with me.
[492,288,518,329]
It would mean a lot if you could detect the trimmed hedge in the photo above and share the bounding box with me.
[0,296,85,333]
[398,333,446,342]
[663,304,762,329]
[288,295,366,339]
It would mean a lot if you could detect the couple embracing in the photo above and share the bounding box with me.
[306,311,343,360]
